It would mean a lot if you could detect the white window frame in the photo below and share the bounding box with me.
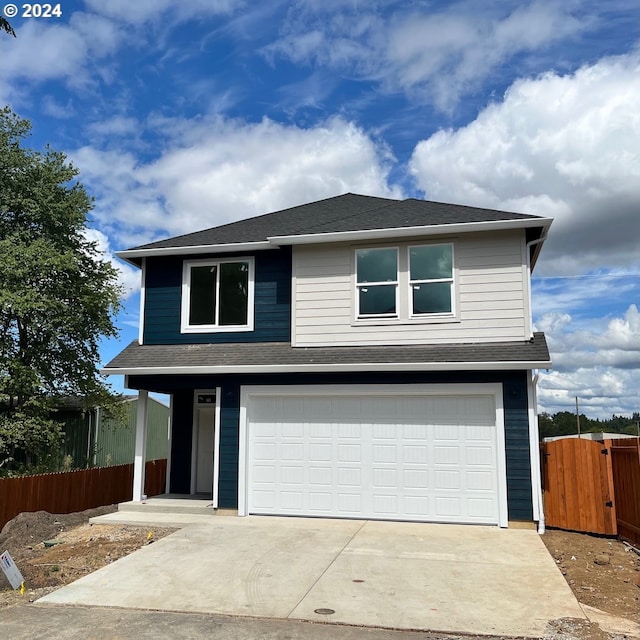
[353,242,458,324]
[408,243,456,318]
[181,256,255,333]
[355,246,399,319]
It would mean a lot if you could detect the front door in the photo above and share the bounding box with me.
[195,402,215,495]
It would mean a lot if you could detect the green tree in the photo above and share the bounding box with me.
[0,107,123,473]
[1,17,16,37]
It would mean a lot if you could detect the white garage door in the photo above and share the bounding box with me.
[244,386,504,525]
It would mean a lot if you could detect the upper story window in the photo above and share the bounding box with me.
[356,247,398,317]
[181,257,254,333]
[409,244,453,315]
[354,243,455,322]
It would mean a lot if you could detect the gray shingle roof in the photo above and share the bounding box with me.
[103,333,551,373]
[130,193,545,251]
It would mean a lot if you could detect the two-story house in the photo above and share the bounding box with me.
[104,193,552,528]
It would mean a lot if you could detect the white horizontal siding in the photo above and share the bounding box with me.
[292,230,528,347]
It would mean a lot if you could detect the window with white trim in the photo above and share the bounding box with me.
[409,244,454,315]
[181,257,254,332]
[354,243,455,321]
[355,247,398,317]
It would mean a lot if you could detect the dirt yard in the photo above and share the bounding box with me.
[0,507,176,607]
[540,527,639,621]
[1,509,639,636]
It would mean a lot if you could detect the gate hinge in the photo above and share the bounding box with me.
[601,448,609,455]
[605,501,613,508]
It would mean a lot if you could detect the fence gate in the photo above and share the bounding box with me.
[610,439,640,545]
[542,438,617,535]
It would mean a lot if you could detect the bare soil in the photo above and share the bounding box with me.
[540,528,640,622]
[0,510,638,638]
[0,507,176,607]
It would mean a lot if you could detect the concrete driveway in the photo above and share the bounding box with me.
[38,517,585,637]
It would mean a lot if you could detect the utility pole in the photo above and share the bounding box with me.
[576,397,581,438]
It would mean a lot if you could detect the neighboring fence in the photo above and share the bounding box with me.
[93,397,170,467]
[542,437,640,544]
[0,459,167,531]
[57,396,170,468]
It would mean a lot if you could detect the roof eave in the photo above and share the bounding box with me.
[115,217,553,265]
[102,359,552,376]
[267,218,554,246]
[116,241,275,266]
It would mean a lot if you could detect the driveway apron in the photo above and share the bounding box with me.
[38,517,585,637]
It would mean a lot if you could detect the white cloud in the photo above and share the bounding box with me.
[384,1,585,110]
[0,12,122,104]
[72,115,403,247]
[86,116,140,138]
[538,368,638,418]
[266,0,594,110]
[409,52,640,275]
[536,304,640,417]
[83,0,242,25]
[1,20,90,82]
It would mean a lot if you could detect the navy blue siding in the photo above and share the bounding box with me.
[143,248,291,344]
[131,370,533,520]
[502,377,533,520]
[219,384,240,508]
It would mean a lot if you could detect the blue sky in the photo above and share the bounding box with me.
[1,0,638,419]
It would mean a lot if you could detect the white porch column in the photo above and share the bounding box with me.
[132,390,149,502]
[165,394,173,494]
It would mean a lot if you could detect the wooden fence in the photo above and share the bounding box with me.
[610,440,640,545]
[542,437,640,544]
[0,459,167,532]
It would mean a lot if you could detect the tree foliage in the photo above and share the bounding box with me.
[538,411,640,440]
[0,107,123,473]
[1,17,16,37]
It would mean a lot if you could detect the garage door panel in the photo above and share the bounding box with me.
[281,466,304,484]
[253,465,276,483]
[404,468,429,488]
[338,493,361,512]
[247,391,500,524]
[373,444,397,463]
[467,467,494,486]
[309,492,331,510]
[373,494,398,514]
[467,498,495,518]
[435,496,461,517]
[372,467,397,488]
[309,466,332,485]
[338,467,361,486]
[252,442,276,460]
[404,495,430,515]
[466,446,494,466]
[338,444,361,462]
[403,445,428,464]
[309,443,331,461]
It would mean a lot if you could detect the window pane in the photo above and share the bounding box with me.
[359,284,396,315]
[412,282,452,314]
[356,248,397,283]
[189,265,217,325]
[410,245,452,280]
[219,262,249,325]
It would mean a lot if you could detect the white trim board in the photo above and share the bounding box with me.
[104,359,551,377]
